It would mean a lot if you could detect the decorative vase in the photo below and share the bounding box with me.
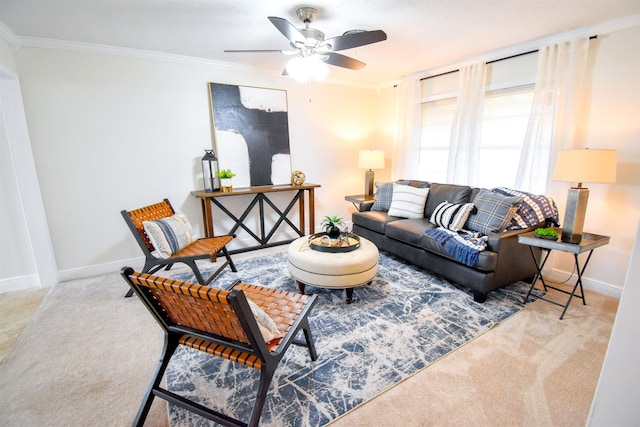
[221,178,233,193]
[328,226,341,239]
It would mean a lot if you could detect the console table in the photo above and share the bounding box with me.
[518,231,610,320]
[192,183,320,254]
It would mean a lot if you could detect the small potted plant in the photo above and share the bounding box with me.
[534,227,559,240]
[322,215,346,239]
[217,169,236,192]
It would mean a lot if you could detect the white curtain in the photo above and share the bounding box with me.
[446,62,486,185]
[391,76,421,180]
[516,37,591,193]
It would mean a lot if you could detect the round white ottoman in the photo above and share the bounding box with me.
[287,235,379,303]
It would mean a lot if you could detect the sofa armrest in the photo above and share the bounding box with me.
[485,223,543,252]
[486,224,542,288]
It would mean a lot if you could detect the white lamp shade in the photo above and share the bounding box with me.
[286,55,329,83]
[358,150,385,170]
[553,149,617,185]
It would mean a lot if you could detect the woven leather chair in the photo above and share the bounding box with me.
[122,199,236,297]
[121,267,318,427]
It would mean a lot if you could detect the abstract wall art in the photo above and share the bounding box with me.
[209,83,292,187]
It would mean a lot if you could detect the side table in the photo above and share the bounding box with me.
[345,194,374,210]
[517,231,610,320]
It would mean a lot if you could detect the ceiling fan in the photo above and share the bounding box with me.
[225,7,387,81]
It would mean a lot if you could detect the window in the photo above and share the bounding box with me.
[477,85,534,188]
[418,98,456,183]
[417,53,537,187]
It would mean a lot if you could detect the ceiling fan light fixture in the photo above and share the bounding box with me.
[286,55,329,83]
[227,8,386,79]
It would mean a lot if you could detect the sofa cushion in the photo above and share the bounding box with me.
[385,218,431,247]
[388,184,430,218]
[352,211,399,234]
[424,183,472,218]
[465,189,521,235]
[430,201,475,232]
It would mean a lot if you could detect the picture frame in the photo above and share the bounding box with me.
[209,83,292,187]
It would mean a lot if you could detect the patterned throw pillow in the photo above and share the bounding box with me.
[371,182,394,211]
[492,187,559,230]
[430,201,475,232]
[143,213,198,258]
[371,180,409,211]
[247,299,282,343]
[387,183,430,218]
[465,189,521,235]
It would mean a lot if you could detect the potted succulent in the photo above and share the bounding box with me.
[534,227,559,240]
[217,169,236,192]
[322,215,346,239]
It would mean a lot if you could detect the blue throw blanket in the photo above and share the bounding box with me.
[425,228,488,267]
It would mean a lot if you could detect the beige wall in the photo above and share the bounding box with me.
[9,46,382,281]
[547,25,640,294]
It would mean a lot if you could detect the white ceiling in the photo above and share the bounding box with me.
[1,0,639,85]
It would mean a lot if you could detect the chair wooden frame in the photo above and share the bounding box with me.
[121,267,318,427]
[122,198,237,297]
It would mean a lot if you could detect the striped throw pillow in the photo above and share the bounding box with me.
[387,183,429,219]
[143,213,198,258]
[430,201,475,231]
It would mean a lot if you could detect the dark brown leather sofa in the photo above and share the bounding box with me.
[352,181,544,303]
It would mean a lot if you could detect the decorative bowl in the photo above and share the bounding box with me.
[308,232,360,253]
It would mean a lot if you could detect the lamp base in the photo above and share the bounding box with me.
[364,170,375,197]
[561,187,589,244]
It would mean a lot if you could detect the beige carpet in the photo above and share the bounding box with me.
[329,286,619,426]
[0,272,169,426]
[0,258,618,427]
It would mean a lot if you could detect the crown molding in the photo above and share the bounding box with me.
[411,13,640,81]
[7,13,635,91]
[18,36,265,72]
[0,21,21,50]
[2,31,381,90]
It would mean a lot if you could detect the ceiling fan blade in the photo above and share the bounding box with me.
[322,52,366,70]
[225,49,288,53]
[326,29,387,51]
[268,16,307,45]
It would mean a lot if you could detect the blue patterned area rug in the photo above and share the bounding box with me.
[167,251,542,426]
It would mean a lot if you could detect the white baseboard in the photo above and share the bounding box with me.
[57,256,145,283]
[56,231,300,282]
[545,268,622,299]
[12,232,621,301]
[0,274,42,293]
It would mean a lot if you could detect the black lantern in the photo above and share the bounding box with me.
[202,149,220,192]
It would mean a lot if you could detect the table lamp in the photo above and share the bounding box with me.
[358,149,385,197]
[552,148,617,243]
